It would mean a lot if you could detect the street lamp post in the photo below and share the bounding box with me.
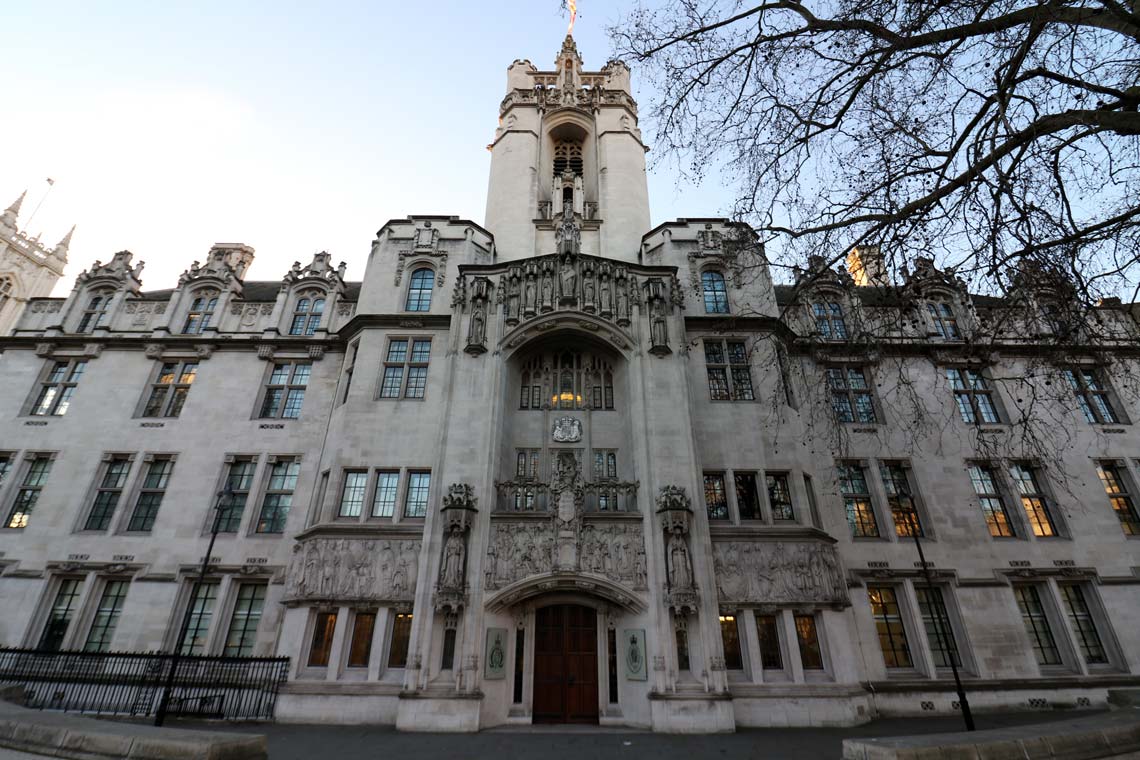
[154,484,234,727]
[906,510,975,732]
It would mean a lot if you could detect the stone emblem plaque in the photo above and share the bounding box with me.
[623,629,647,681]
[552,416,582,442]
[485,628,508,679]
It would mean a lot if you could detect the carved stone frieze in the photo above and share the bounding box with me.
[485,521,646,591]
[285,537,421,602]
[712,541,849,606]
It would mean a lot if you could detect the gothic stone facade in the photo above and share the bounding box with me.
[1,38,1139,733]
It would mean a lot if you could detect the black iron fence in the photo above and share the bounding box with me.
[0,647,289,720]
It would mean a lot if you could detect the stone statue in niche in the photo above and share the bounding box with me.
[466,297,488,354]
[507,275,521,322]
[649,297,670,354]
[440,531,466,589]
[667,533,693,591]
[558,255,578,305]
[524,274,538,315]
[599,276,612,316]
[583,268,596,311]
[540,265,554,310]
[616,277,631,324]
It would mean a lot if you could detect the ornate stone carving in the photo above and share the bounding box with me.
[656,485,697,614]
[285,537,421,602]
[465,276,491,355]
[645,278,671,356]
[485,521,646,591]
[435,483,478,614]
[551,416,582,443]
[712,541,848,606]
[282,251,346,289]
[76,251,144,294]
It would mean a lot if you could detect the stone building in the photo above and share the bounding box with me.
[0,36,1138,733]
[0,191,70,337]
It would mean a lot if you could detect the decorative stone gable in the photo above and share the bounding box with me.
[282,251,347,290]
[75,251,144,295]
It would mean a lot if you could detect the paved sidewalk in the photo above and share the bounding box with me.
[172,711,1094,760]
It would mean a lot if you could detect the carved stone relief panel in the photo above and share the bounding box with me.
[285,537,421,602]
[712,541,848,606]
[485,521,646,591]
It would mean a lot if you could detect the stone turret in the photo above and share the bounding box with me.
[0,189,71,335]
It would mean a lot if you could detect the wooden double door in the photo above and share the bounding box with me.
[533,604,599,724]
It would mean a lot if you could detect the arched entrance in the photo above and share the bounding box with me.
[533,604,599,724]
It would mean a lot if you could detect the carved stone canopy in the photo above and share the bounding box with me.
[656,485,693,534]
[441,483,478,532]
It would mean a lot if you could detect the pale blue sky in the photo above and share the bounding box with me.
[1,0,729,293]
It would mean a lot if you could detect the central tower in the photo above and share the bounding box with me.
[483,36,650,262]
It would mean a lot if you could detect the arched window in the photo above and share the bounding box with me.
[927,300,961,340]
[519,350,615,411]
[77,294,111,333]
[405,268,434,312]
[183,293,218,335]
[702,270,729,314]
[289,296,326,336]
[812,302,847,340]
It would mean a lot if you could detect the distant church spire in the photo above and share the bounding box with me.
[1,190,26,229]
[53,225,76,259]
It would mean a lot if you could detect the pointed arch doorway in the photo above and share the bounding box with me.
[533,604,599,724]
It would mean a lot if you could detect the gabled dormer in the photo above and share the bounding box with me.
[277,252,348,337]
[790,255,858,341]
[158,243,255,336]
[901,256,975,342]
[62,251,145,334]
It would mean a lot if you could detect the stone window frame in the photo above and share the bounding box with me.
[79,576,132,653]
[377,336,432,401]
[4,452,57,531]
[1063,365,1127,426]
[944,366,1005,426]
[717,612,749,679]
[120,453,178,534]
[907,581,976,677]
[222,581,269,657]
[295,605,400,682]
[76,452,138,534]
[811,300,848,341]
[703,471,730,521]
[404,266,436,312]
[1054,580,1125,674]
[202,453,266,536]
[965,460,1020,540]
[763,471,796,523]
[76,291,114,334]
[328,467,428,525]
[28,574,88,651]
[338,340,359,406]
[1096,460,1140,537]
[875,460,936,541]
[255,361,312,420]
[836,460,885,540]
[252,455,303,535]
[704,467,813,527]
[26,358,88,417]
[181,290,219,335]
[1005,461,1068,540]
[161,573,274,658]
[703,338,755,402]
[137,359,200,419]
[865,583,923,676]
[700,269,730,314]
[287,290,328,337]
[752,611,791,681]
[825,363,879,425]
[925,298,963,341]
[1011,581,1080,675]
[791,610,833,683]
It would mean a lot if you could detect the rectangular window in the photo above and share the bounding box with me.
[794,614,824,670]
[372,471,400,518]
[38,578,83,651]
[83,580,129,652]
[0,453,11,487]
[1059,584,1107,665]
[703,472,728,520]
[31,360,86,416]
[83,456,132,531]
[868,586,912,668]
[388,613,412,668]
[514,629,526,704]
[765,472,794,521]
[946,368,1001,424]
[813,302,847,340]
[704,340,753,401]
[142,362,197,418]
[607,628,618,703]
[404,472,430,518]
[340,341,358,404]
[1009,464,1058,537]
[719,615,743,670]
[217,458,255,532]
[6,455,53,529]
[224,584,266,656]
[591,450,617,481]
[735,473,762,520]
[347,612,377,668]
[1064,368,1119,424]
[968,463,1015,538]
[126,458,174,532]
[915,586,961,668]
[308,610,338,667]
[1014,585,1061,666]
[827,366,876,423]
[675,627,690,671]
[256,459,299,533]
[838,463,879,538]
[339,471,368,518]
[755,613,784,670]
[879,463,922,537]
[380,339,431,399]
[259,363,310,419]
[181,583,219,655]
[1097,463,1140,536]
[516,450,540,480]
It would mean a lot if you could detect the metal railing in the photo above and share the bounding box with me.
[495,480,639,513]
[0,647,289,721]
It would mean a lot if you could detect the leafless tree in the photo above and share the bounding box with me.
[612,0,1140,302]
